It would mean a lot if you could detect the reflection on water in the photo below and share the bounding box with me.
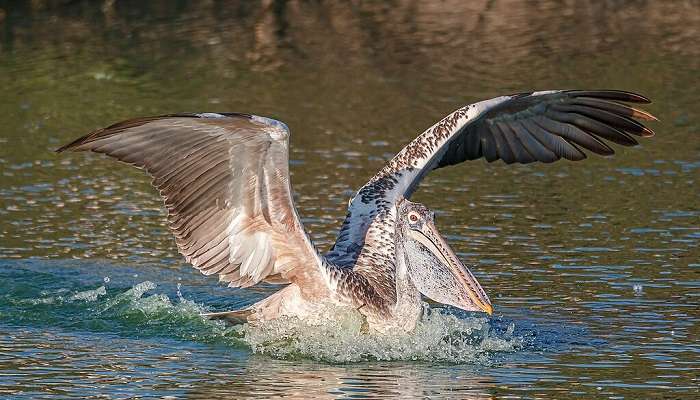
[0,260,507,399]
[1,0,699,398]
[1,330,497,399]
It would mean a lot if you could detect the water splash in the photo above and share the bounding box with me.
[68,286,107,302]
[4,277,523,364]
[19,285,107,305]
[89,281,242,345]
[66,281,523,364]
[238,304,523,363]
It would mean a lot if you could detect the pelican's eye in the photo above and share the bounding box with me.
[408,212,420,223]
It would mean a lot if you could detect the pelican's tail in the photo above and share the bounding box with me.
[203,284,316,325]
[201,308,253,324]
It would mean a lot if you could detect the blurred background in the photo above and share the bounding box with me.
[0,1,698,399]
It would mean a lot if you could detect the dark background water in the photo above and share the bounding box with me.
[0,1,698,398]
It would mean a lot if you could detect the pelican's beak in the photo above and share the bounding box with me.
[407,220,493,315]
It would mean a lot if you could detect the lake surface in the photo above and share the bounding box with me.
[1,1,698,398]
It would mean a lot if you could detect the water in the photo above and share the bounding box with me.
[1,1,698,398]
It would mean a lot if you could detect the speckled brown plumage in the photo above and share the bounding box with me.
[58,89,657,331]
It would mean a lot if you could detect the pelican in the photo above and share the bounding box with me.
[57,90,656,333]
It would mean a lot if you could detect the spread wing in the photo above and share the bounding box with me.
[330,90,657,262]
[58,113,326,289]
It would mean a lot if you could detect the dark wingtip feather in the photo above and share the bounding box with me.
[638,111,659,122]
[55,143,73,153]
[55,112,253,154]
[563,141,587,161]
[55,130,101,153]
[568,90,652,104]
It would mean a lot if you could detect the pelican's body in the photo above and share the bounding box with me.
[58,90,656,333]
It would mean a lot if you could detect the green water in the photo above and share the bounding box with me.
[0,1,698,398]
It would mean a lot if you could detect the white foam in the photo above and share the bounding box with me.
[68,286,106,302]
[24,286,107,305]
[238,303,523,363]
[74,282,522,363]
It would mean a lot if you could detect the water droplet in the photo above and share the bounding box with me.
[633,284,643,296]
[506,322,515,336]
[176,283,184,302]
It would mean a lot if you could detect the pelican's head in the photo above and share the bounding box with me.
[397,199,493,315]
